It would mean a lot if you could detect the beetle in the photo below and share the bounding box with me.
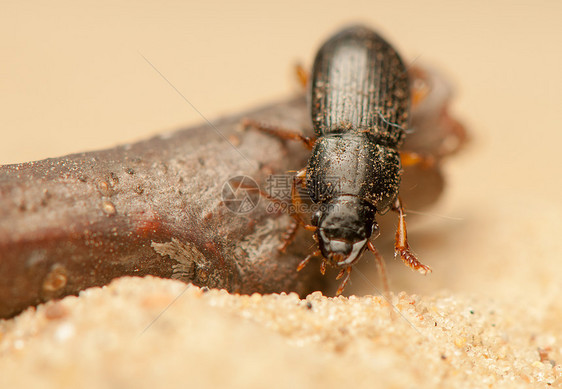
[243,25,433,295]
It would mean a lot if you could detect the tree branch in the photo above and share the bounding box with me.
[0,65,465,318]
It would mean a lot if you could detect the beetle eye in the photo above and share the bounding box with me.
[311,210,321,226]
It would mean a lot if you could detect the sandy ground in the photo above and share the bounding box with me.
[1,1,562,388]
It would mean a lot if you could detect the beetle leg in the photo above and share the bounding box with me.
[400,151,435,169]
[232,171,316,253]
[297,250,321,272]
[241,118,316,150]
[392,197,431,274]
[438,110,468,157]
[290,169,315,229]
[408,65,468,158]
[367,241,390,298]
[279,169,316,251]
[408,65,431,107]
[278,218,299,252]
[320,260,327,275]
[294,62,309,89]
[335,267,352,296]
[335,268,346,280]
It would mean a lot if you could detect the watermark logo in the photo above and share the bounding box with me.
[222,174,342,214]
[221,176,260,213]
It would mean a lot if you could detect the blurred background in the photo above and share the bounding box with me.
[1,0,561,300]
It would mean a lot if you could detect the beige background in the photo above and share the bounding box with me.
[2,1,562,387]
[1,0,561,298]
[1,1,560,170]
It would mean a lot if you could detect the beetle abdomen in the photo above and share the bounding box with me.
[310,26,410,147]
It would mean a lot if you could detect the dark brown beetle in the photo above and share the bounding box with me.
[244,25,465,294]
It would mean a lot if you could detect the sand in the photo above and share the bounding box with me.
[0,276,560,388]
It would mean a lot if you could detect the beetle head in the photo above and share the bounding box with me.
[312,196,378,267]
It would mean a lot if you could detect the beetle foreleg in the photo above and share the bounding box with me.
[279,169,316,251]
[278,218,299,252]
[367,241,391,298]
[335,267,352,296]
[320,260,327,275]
[335,268,346,280]
[297,250,321,272]
[289,169,315,229]
[392,197,431,275]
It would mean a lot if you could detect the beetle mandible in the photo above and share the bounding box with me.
[244,25,431,294]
